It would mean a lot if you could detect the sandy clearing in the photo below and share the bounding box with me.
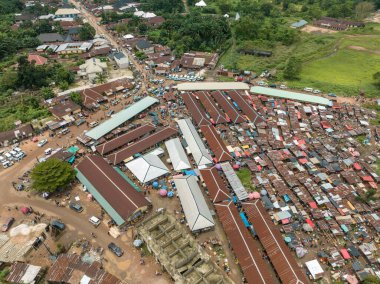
[301,25,338,34]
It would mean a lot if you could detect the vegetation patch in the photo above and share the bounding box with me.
[236,168,255,191]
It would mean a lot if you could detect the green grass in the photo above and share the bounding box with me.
[236,168,255,191]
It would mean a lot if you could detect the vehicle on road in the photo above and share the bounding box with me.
[2,217,15,232]
[69,203,83,213]
[108,242,123,257]
[328,93,337,97]
[51,220,65,230]
[89,216,101,227]
[76,119,86,126]
[106,110,114,117]
[38,139,48,147]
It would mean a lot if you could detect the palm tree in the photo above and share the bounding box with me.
[96,72,107,84]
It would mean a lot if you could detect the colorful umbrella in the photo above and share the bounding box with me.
[152,181,159,188]
[159,189,167,196]
[215,164,222,170]
[167,191,174,198]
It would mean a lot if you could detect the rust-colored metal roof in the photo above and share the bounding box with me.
[96,124,155,155]
[181,93,211,126]
[200,125,232,162]
[227,90,265,124]
[76,155,149,222]
[243,200,309,284]
[47,254,123,284]
[214,201,274,284]
[196,91,228,124]
[107,126,177,165]
[200,166,230,203]
[210,91,245,123]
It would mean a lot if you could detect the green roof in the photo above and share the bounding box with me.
[75,168,125,226]
[250,86,332,106]
[113,167,142,192]
[85,96,159,140]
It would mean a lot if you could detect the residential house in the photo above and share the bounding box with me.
[136,39,154,54]
[145,16,165,28]
[78,58,107,82]
[54,8,80,20]
[313,17,365,30]
[180,51,218,69]
[113,52,129,69]
[291,19,308,28]
[56,42,93,55]
[6,262,44,284]
[48,97,81,118]
[0,124,34,147]
[37,33,65,43]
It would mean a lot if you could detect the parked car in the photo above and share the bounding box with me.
[328,93,337,97]
[304,87,313,92]
[89,216,101,227]
[108,242,123,257]
[37,139,48,147]
[69,203,83,213]
[1,217,15,232]
[59,128,70,135]
[2,161,13,169]
[106,110,114,117]
[51,220,65,230]
[279,84,287,89]
[76,119,86,126]
[313,89,321,94]
[44,148,52,155]
[89,121,99,128]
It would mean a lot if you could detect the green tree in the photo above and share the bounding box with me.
[79,23,96,40]
[31,158,76,193]
[0,69,17,91]
[0,268,10,282]
[70,92,83,106]
[355,1,375,19]
[363,275,380,284]
[41,87,54,100]
[283,56,302,80]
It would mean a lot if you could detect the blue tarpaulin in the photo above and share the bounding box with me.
[283,194,291,202]
[185,170,197,176]
[239,212,250,228]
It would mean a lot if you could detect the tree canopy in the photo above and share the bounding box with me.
[141,0,184,14]
[31,158,76,193]
[283,56,302,80]
[70,92,83,106]
[79,23,96,40]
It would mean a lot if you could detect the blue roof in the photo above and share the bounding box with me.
[291,20,308,28]
[85,96,159,140]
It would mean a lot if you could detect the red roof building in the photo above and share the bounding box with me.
[28,54,48,65]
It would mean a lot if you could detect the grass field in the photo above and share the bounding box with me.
[236,168,255,191]
[219,23,380,97]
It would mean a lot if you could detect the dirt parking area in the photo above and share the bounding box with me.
[302,25,338,34]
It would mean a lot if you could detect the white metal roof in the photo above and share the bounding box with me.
[165,138,191,171]
[126,153,169,183]
[221,162,249,200]
[176,82,250,91]
[86,96,159,140]
[305,260,324,279]
[177,118,212,166]
[174,175,214,231]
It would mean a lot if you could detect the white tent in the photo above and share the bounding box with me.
[126,154,169,183]
[177,119,212,167]
[123,34,134,39]
[235,12,240,21]
[195,0,207,7]
[174,175,214,232]
[165,138,191,171]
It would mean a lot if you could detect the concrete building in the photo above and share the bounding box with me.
[78,58,107,82]
[113,52,129,69]
[54,8,80,20]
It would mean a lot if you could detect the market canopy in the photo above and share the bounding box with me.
[126,153,169,183]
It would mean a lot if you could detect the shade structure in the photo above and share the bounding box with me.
[215,164,222,170]
[296,246,307,258]
[250,192,260,199]
[152,181,159,188]
[167,191,174,198]
[303,223,313,232]
[126,154,169,183]
[165,138,191,171]
[159,189,167,196]
[284,237,292,243]
[260,189,268,196]
[195,0,207,6]
[133,239,143,247]
[21,207,30,214]
[233,164,240,170]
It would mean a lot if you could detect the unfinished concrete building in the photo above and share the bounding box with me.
[137,210,232,284]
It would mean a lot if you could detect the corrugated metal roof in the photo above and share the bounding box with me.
[126,153,169,183]
[251,86,332,106]
[177,82,250,91]
[196,91,228,124]
[165,138,191,171]
[243,200,309,284]
[107,126,177,165]
[200,125,232,162]
[177,118,212,166]
[86,96,159,140]
[181,93,211,126]
[227,90,265,124]
[174,175,214,231]
[214,201,274,284]
[221,162,249,200]
[96,124,156,155]
[76,155,149,225]
[210,91,246,123]
[200,166,230,203]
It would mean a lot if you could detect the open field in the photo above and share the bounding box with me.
[219,23,380,97]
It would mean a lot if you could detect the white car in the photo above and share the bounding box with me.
[37,139,48,147]
[89,216,101,227]
[304,87,313,92]
[313,89,321,94]
[280,84,287,89]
